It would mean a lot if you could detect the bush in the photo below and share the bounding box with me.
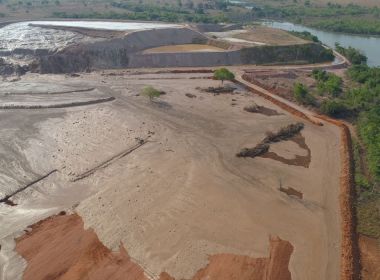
[335,43,367,65]
[263,122,304,143]
[293,82,315,104]
[358,107,380,182]
[320,100,348,116]
[141,86,161,101]
[236,143,269,158]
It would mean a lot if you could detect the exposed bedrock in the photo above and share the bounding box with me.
[0,58,29,76]
[35,27,333,73]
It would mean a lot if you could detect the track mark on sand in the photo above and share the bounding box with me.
[72,139,148,182]
[0,169,57,204]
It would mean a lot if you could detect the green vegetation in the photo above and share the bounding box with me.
[141,86,161,101]
[310,18,380,36]
[300,47,380,238]
[51,0,228,23]
[213,68,235,85]
[335,44,367,65]
[358,107,380,182]
[293,82,314,105]
[312,69,342,97]
[320,99,347,116]
[288,31,319,42]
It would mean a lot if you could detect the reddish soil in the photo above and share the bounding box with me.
[359,235,380,280]
[16,213,294,280]
[16,213,149,280]
[188,236,293,280]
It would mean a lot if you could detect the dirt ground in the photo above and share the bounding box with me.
[206,26,306,47]
[0,69,341,280]
[359,235,380,280]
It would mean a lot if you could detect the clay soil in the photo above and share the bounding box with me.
[1,69,342,280]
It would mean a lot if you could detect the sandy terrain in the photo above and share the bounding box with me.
[0,69,341,280]
[207,26,307,46]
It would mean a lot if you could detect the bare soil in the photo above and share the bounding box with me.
[359,235,380,280]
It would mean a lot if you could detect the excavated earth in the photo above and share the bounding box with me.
[0,70,342,280]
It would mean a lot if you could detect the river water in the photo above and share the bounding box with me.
[263,21,380,67]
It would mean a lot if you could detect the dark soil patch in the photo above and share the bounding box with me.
[244,104,282,116]
[237,123,306,164]
[202,86,236,95]
[3,198,17,206]
[260,133,311,168]
[185,93,196,98]
[279,186,303,199]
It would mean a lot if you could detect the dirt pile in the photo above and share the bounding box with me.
[16,213,294,280]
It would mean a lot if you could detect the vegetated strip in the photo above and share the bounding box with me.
[237,122,304,158]
[72,139,148,182]
[0,169,58,204]
[316,114,359,280]
[235,78,323,126]
[0,96,115,109]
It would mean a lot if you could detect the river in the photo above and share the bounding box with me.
[262,21,380,67]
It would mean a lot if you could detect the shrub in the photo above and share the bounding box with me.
[141,86,161,101]
[293,82,315,104]
[263,122,304,143]
[236,143,269,158]
[335,43,367,65]
[320,100,347,116]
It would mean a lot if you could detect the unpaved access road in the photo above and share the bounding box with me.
[0,70,341,280]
